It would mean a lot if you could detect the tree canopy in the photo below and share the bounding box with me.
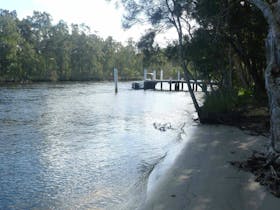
[0,9,180,82]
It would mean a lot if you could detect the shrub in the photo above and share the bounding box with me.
[201,89,238,114]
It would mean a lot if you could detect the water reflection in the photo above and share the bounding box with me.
[0,82,195,209]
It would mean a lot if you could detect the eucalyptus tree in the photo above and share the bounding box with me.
[17,38,38,81]
[192,0,267,94]
[20,11,53,80]
[247,0,280,154]
[0,8,173,82]
[115,39,143,80]
[186,28,226,86]
[117,0,202,118]
[102,36,117,79]
[137,31,173,76]
[49,20,71,80]
[137,30,157,68]
[0,9,21,81]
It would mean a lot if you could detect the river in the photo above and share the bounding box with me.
[0,82,197,210]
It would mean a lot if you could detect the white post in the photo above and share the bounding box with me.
[144,69,147,81]
[160,70,163,80]
[114,68,118,93]
[153,70,156,80]
[177,71,180,81]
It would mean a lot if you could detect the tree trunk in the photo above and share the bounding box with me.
[265,28,280,152]
[234,56,250,88]
[250,60,266,94]
[228,45,233,89]
[164,0,201,119]
[177,30,201,119]
[249,0,280,153]
[227,37,265,93]
[182,61,202,118]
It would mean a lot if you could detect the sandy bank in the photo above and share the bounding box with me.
[140,125,280,210]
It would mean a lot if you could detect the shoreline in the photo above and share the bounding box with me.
[145,124,196,197]
[139,125,280,210]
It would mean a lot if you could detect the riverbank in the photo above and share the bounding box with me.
[139,125,280,210]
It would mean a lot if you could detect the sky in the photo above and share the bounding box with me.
[0,0,175,45]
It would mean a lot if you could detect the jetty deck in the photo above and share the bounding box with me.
[133,79,217,91]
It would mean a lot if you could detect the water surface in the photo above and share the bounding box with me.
[0,82,195,209]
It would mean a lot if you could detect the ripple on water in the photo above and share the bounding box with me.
[0,82,196,209]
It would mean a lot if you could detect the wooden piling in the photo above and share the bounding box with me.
[153,70,156,80]
[114,68,118,93]
[144,69,147,80]
[175,82,179,91]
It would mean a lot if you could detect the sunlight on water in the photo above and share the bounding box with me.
[0,82,196,209]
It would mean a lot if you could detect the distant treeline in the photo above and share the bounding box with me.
[0,9,179,83]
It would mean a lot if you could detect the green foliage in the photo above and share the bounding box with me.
[236,88,255,105]
[238,88,253,97]
[0,9,21,80]
[191,0,267,93]
[201,87,257,115]
[137,31,156,67]
[1,9,172,82]
[116,0,269,121]
[186,28,226,81]
[201,90,238,114]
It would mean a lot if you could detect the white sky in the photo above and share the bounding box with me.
[0,0,176,45]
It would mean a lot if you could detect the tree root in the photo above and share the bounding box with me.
[230,151,280,197]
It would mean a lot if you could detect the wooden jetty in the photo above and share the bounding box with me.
[132,79,214,91]
[131,70,217,92]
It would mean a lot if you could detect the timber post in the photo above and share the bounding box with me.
[114,68,118,93]
[153,70,156,80]
[144,69,147,80]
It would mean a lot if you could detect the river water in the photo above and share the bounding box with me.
[0,82,196,210]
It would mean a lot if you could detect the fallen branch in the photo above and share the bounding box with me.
[230,150,280,197]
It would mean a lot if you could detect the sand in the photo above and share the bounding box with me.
[139,125,280,210]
